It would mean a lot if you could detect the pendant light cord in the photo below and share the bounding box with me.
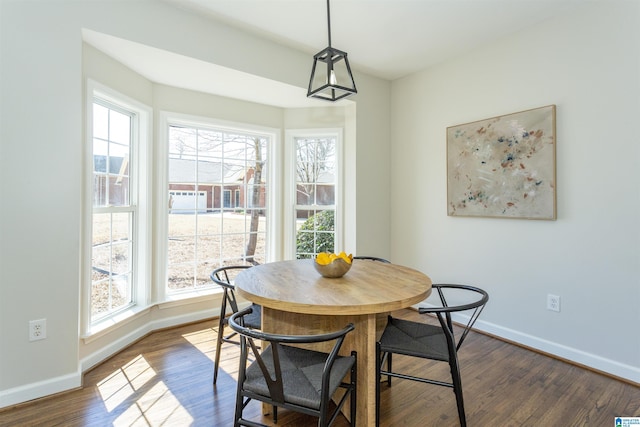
[326,0,332,47]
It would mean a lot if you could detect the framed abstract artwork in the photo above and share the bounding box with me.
[447,105,556,220]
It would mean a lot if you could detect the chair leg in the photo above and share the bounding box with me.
[386,352,392,386]
[234,396,245,427]
[351,351,357,427]
[449,355,467,427]
[375,342,381,427]
[213,317,224,385]
[213,300,227,385]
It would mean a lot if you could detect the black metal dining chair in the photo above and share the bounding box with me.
[210,265,262,385]
[229,307,358,427]
[376,284,489,427]
[353,256,391,263]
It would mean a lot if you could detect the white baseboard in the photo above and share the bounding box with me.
[462,314,640,384]
[412,302,639,384]
[0,371,81,409]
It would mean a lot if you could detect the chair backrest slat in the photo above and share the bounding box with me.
[456,304,487,350]
[211,265,253,316]
[419,283,489,350]
[353,256,391,263]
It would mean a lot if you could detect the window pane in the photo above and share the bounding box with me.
[93,139,108,171]
[111,213,129,240]
[316,185,335,205]
[167,264,194,290]
[243,210,266,233]
[294,135,337,259]
[93,174,108,206]
[297,209,336,257]
[249,185,267,209]
[109,140,129,158]
[91,99,136,323]
[169,127,197,158]
[93,104,109,140]
[92,243,110,276]
[169,212,195,237]
[167,237,195,291]
[111,242,131,275]
[91,211,134,319]
[195,261,214,288]
[109,110,131,145]
[298,187,314,205]
[109,176,129,206]
[91,281,110,318]
[220,233,246,260]
[111,274,131,307]
[196,213,222,236]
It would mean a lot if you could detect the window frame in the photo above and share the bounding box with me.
[157,112,280,301]
[82,80,152,336]
[284,129,344,259]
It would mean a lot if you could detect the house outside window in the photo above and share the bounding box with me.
[223,190,232,208]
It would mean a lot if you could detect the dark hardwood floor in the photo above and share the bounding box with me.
[1,309,638,426]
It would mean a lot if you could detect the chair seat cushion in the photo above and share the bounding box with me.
[379,316,449,361]
[224,304,261,329]
[244,344,355,410]
[244,304,262,329]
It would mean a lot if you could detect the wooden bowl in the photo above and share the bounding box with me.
[314,258,352,278]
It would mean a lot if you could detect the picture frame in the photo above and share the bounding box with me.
[447,105,556,220]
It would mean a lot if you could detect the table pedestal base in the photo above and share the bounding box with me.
[262,307,386,427]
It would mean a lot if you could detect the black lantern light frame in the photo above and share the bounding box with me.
[307,0,357,101]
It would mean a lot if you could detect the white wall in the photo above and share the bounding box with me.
[390,0,640,382]
[0,0,391,407]
[0,0,85,405]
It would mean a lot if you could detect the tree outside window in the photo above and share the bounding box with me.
[294,135,337,259]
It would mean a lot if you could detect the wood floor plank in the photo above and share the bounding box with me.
[0,309,638,426]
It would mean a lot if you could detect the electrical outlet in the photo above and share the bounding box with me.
[547,294,561,312]
[29,319,47,341]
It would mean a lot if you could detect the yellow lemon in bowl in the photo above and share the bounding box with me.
[314,252,353,278]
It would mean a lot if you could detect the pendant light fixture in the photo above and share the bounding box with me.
[307,0,357,101]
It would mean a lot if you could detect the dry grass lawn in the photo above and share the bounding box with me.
[91,212,266,316]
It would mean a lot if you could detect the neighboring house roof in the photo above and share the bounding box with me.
[94,155,125,174]
[95,156,264,184]
[169,158,245,184]
[297,170,335,184]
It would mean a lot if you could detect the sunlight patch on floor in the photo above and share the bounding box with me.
[113,381,193,426]
[97,355,157,411]
[97,354,194,425]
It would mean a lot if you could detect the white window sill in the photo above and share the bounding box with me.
[158,287,222,310]
[82,288,223,343]
[82,305,152,344]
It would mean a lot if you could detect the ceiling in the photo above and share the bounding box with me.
[166,0,591,80]
[86,0,592,108]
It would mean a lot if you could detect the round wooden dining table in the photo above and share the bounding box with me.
[235,258,432,427]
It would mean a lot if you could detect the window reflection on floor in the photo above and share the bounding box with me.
[97,354,194,425]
